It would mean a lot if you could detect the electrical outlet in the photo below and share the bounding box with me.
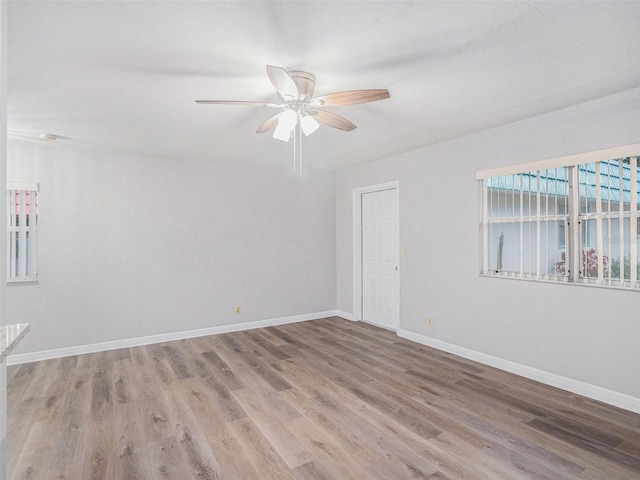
[235,305,241,315]
[427,317,433,328]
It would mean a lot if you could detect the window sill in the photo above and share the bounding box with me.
[7,278,39,285]
[479,273,640,292]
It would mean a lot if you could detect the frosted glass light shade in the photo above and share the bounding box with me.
[273,122,292,142]
[300,114,320,136]
[273,109,298,142]
[279,109,297,129]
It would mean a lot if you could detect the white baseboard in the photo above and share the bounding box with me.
[398,329,640,415]
[7,310,339,366]
[335,310,356,321]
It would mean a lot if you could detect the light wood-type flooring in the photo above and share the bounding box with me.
[7,317,640,479]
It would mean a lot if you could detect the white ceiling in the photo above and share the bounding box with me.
[8,1,640,171]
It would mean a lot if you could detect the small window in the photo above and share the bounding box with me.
[7,182,39,282]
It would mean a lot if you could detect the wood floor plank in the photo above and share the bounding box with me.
[7,317,640,479]
[291,460,334,480]
[308,389,462,479]
[35,364,75,423]
[113,402,153,480]
[9,419,60,480]
[331,374,442,441]
[195,372,247,422]
[285,412,371,480]
[81,420,115,480]
[161,342,194,380]
[300,393,441,479]
[8,362,46,403]
[89,364,113,423]
[148,357,174,388]
[170,401,224,480]
[251,327,290,347]
[528,416,640,472]
[49,386,91,469]
[200,349,244,391]
[474,409,634,479]
[229,417,295,480]
[278,387,381,467]
[232,386,313,469]
[132,376,174,444]
[148,436,193,480]
[48,461,84,480]
[203,434,263,480]
[112,359,135,405]
[6,396,45,471]
[243,330,292,360]
[233,365,302,422]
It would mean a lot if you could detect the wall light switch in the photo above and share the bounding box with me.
[402,247,409,257]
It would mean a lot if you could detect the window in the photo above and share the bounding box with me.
[478,147,639,290]
[484,168,569,280]
[7,182,39,282]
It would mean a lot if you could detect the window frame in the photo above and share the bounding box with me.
[483,169,570,281]
[7,182,39,283]
[477,144,640,291]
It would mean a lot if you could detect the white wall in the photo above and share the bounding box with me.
[6,85,639,408]
[7,145,336,355]
[337,87,640,401]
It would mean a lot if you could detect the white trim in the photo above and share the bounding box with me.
[335,310,356,321]
[398,329,640,414]
[630,157,638,285]
[568,165,580,282]
[6,182,38,192]
[352,181,400,326]
[7,310,338,365]
[6,278,38,285]
[479,180,488,273]
[475,143,640,180]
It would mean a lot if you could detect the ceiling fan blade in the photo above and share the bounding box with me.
[307,109,356,131]
[256,113,281,134]
[266,65,298,100]
[195,100,282,107]
[309,89,390,107]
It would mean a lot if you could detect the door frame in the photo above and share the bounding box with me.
[352,181,400,329]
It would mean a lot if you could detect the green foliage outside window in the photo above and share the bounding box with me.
[610,257,640,280]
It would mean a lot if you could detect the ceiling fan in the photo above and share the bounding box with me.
[195,65,390,142]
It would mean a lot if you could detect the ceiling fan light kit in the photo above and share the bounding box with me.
[300,113,320,136]
[273,109,297,142]
[196,65,390,174]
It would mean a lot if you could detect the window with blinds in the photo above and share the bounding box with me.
[7,182,39,282]
[480,153,639,290]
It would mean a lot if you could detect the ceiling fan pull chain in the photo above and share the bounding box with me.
[293,121,297,174]
[298,122,302,178]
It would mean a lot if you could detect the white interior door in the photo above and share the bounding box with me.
[362,188,399,330]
